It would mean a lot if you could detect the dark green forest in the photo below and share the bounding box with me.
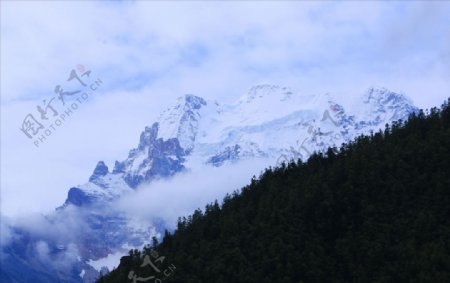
[99,99,450,283]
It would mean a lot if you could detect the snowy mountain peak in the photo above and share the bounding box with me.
[137,123,159,150]
[156,94,207,150]
[237,84,293,104]
[360,87,417,123]
[364,87,412,106]
[183,94,207,109]
[89,161,109,182]
[69,85,416,201]
[109,121,186,188]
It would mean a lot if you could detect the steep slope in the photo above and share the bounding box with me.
[1,85,419,283]
[101,100,450,283]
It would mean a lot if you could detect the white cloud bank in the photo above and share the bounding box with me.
[116,158,273,229]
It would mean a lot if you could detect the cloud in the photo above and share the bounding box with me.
[1,1,450,218]
[116,158,273,229]
[0,216,14,248]
[0,211,84,279]
[3,206,92,246]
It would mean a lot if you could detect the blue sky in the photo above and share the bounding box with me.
[1,1,450,217]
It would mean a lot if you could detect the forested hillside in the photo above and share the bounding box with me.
[100,99,450,283]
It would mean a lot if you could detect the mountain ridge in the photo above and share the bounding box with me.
[1,85,419,283]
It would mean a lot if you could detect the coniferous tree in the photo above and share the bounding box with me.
[100,99,450,283]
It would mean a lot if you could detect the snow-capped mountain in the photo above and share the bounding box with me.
[1,85,418,283]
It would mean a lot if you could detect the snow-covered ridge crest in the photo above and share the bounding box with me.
[236,84,294,104]
[62,85,418,208]
[156,94,207,151]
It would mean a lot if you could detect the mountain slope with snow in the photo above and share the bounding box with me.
[64,85,419,281]
[1,85,418,283]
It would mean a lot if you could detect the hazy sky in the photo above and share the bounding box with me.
[1,1,450,217]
